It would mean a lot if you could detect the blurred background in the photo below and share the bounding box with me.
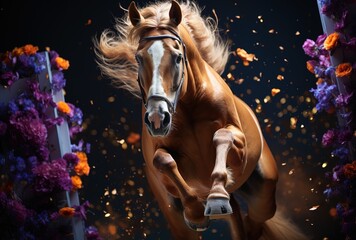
[0,0,343,239]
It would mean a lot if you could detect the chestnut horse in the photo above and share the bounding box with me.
[96,1,307,239]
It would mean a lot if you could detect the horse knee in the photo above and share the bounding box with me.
[153,151,177,173]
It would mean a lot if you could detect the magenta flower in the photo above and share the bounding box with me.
[32,159,72,192]
[0,71,19,87]
[0,191,33,226]
[9,109,47,149]
[335,92,353,107]
[302,39,319,58]
[322,129,338,147]
[63,152,79,168]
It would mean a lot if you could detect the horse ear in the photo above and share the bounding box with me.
[128,1,143,26]
[169,0,182,27]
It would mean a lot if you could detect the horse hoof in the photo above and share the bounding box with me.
[204,198,233,218]
[183,212,209,232]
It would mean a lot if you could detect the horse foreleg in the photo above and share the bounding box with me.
[153,148,209,231]
[205,126,246,218]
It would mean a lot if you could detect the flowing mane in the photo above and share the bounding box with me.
[95,0,230,98]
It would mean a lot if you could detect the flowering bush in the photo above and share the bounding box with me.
[303,1,355,238]
[0,45,101,239]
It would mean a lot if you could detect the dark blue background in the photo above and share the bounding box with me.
[0,0,343,239]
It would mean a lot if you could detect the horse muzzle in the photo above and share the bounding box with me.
[144,106,172,137]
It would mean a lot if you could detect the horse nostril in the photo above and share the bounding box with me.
[162,112,171,127]
[144,112,151,126]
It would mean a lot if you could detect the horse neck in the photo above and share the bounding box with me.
[179,27,208,99]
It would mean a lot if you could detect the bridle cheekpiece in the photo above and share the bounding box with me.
[136,29,188,114]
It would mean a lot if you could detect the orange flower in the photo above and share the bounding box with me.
[306,60,315,74]
[335,62,352,78]
[71,175,83,190]
[74,152,90,176]
[57,101,72,115]
[324,32,339,51]
[344,161,356,179]
[12,47,24,57]
[55,57,70,70]
[23,44,39,55]
[59,207,75,217]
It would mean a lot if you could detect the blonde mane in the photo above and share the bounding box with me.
[95,0,230,98]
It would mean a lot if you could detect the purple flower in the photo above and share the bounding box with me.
[332,146,349,160]
[52,71,66,92]
[310,82,337,112]
[332,165,345,181]
[49,50,59,69]
[44,116,64,129]
[9,109,47,148]
[27,80,56,110]
[63,152,79,168]
[335,92,353,107]
[0,192,32,226]
[0,71,19,86]
[86,226,103,240]
[302,39,319,57]
[324,66,335,78]
[322,129,338,147]
[74,200,90,220]
[32,159,72,192]
[318,54,331,68]
[316,33,327,46]
[337,128,353,144]
[8,100,19,113]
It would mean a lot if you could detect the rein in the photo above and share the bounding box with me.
[136,30,188,114]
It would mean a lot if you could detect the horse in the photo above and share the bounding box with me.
[96,1,308,239]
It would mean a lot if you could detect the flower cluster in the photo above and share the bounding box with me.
[303,1,356,238]
[0,45,100,239]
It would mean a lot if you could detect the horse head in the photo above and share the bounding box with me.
[129,1,186,137]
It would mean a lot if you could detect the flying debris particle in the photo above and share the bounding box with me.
[309,205,320,211]
[127,179,135,186]
[253,76,260,82]
[271,88,281,96]
[227,72,235,81]
[236,48,256,66]
[279,46,284,51]
[126,132,141,144]
[295,31,300,35]
[277,75,284,81]
[264,95,271,103]
[289,169,295,175]
[235,78,244,85]
[268,29,275,34]
[290,117,297,129]
[257,15,263,23]
[107,96,115,103]
[322,162,328,168]
[104,213,111,217]
[252,29,257,33]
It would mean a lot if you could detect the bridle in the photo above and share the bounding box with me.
[136,29,188,114]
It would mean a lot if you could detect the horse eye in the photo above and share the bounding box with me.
[176,54,182,64]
